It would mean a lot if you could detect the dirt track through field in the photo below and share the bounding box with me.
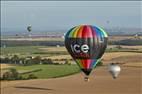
[1,66,142,94]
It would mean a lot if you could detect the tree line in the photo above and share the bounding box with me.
[0,55,73,65]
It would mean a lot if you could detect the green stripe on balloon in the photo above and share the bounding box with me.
[98,27,108,37]
[75,59,83,69]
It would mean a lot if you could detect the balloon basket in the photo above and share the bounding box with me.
[84,76,90,82]
[113,76,117,79]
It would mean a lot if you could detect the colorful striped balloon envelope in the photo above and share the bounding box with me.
[65,25,108,77]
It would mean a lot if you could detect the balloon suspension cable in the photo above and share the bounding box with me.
[84,76,90,82]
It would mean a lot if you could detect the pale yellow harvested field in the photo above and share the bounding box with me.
[111,55,142,63]
[46,52,142,67]
[123,62,142,67]
[1,66,142,94]
[39,47,67,52]
[108,45,142,49]
[121,45,142,49]
[108,35,142,41]
[47,52,142,62]
[0,64,14,69]
[102,52,142,61]
[0,64,15,77]
[48,55,72,60]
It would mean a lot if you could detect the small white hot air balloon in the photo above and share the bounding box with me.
[108,63,121,79]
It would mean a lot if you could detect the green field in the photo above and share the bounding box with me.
[14,64,80,79]
[0,46,67,57]
[1,46,42,56]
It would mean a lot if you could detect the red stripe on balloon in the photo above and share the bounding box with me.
[81,59,92,69]
[86,59,92,69]
[82,25,93,38]
[83,59,88,69]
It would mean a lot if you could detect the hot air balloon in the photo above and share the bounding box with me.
[27,25,32,32]
[27,25,32,38]
[108,63,121,79]
[65,25,108,81]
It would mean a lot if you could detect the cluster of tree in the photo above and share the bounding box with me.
[33,51,68,55]
[1,68,37,80]
[0,55,74,66]
[0,55,53,65]
[64,59,71,65]
[53,58,73,61]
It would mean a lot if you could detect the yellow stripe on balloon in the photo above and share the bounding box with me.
[76,59,83,69]
[72,26,81,38]
[69,26,78,37]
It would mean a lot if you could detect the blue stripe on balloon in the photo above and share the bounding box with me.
[89,59,97,69]
[93,26,102,42]
[99,27,106,39]
[97,27,105,42]
[93,26,100,37]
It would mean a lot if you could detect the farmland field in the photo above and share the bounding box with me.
[0,46,68,58]
[1,36,142,94]
[1,45,142,57]
[15,64,80,79]
[0,64,14,69]
[1,46,42,56]
[1,35,142,41]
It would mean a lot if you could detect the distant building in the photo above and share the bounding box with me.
[56,45,60,48]
[3,44,6,48]
[134,34,140,39]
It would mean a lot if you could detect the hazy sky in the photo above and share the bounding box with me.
[1,1,142,32]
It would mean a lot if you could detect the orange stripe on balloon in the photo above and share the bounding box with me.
[73,26,81,38]
[76,26,83,38]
